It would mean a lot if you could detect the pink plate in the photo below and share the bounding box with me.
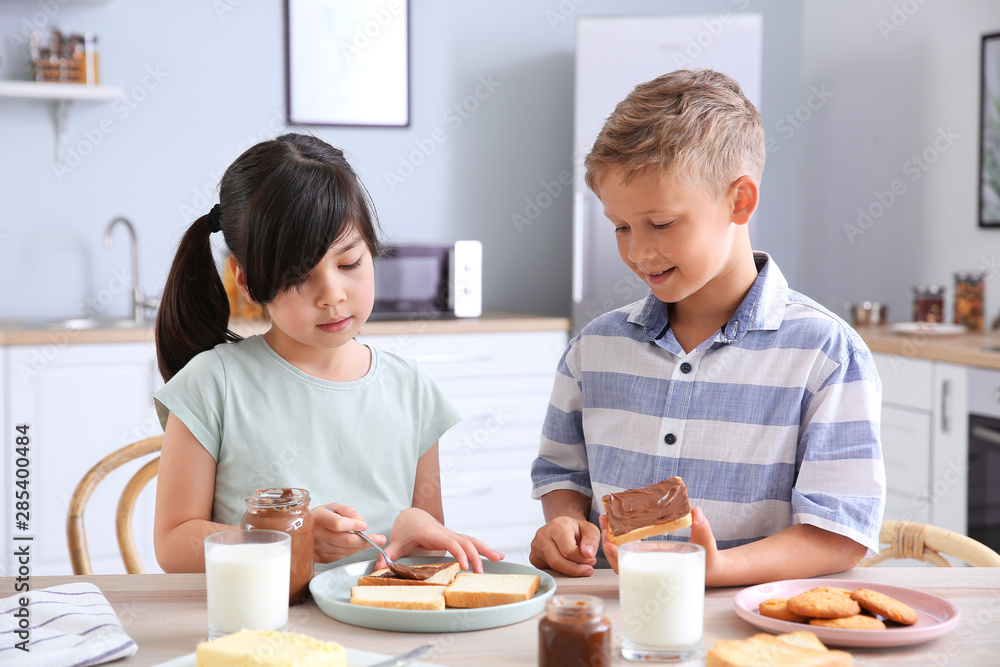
[732,579,961,648]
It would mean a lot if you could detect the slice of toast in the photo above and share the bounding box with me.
[443,573,540,609]
[356,562,461,587]
[349,585,446,610]
[602,476,692,545]
[706,631,852,667]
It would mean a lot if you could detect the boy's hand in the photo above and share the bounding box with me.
[600,507,724,581]
[384,508,504,573]
[688,506,726,586]
[598,515,619,573]
[313,503,382,564]
[529,516,601,576]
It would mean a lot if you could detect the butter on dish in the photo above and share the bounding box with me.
[196,629,346,667]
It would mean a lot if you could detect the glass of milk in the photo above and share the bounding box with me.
[618,541,705,661]
[205,529,291,639]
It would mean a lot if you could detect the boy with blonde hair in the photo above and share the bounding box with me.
[529,70,884,586]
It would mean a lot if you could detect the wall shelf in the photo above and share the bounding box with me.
[0,80,122,100]
[0,81,124,163]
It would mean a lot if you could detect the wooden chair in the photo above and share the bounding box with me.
[860,520,1000,567]
[66,435,162,574]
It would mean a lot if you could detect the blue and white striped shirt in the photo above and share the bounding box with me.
[531,253,885,559]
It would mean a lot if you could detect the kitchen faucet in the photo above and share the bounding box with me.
[104,216,152,325]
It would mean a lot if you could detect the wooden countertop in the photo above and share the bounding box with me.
[854,324,1000,371]
[6,568,998,665]
[0,311,571,346]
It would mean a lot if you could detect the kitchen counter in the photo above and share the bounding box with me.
[0,311,571,346]
[854,324,1000,371]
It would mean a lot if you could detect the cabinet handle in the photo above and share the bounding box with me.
[442,485,492,497]
[940,379,950,433]
[972,424,1000,447]
[407,353,494,364]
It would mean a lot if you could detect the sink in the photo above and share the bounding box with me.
[0,317,144,331]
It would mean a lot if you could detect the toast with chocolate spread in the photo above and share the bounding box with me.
[601,476,693,545]
[356,561,461,587]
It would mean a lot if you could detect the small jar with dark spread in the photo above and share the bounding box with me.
[240,488,315,604]
[538,594,611,667]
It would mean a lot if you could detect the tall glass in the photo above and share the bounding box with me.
[618,541,705,661]
[204,529,291,639]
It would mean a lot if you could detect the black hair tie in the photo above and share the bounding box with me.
[206,204,222,233]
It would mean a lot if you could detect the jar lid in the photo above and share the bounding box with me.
[912,285,944,295]
[245,487,310,508]
[954,271,984,282]
[546,594,605,617]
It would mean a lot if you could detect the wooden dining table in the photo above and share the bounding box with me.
[6,567,999,665]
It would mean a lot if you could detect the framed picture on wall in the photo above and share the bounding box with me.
[980,31,1000,227]
[285,0,410,127]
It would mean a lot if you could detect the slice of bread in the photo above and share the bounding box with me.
[443,573,541,608]
[706,631,852,667]
[602,476,693,545]
[356,562,461,587]
[349,585,445,610]
[606,513,694,545]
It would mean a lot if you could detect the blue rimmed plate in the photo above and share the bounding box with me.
[309,557,555,633]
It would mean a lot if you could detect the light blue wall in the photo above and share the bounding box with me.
[0,0,803,321]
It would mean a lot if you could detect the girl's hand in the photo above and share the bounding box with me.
[312,503,385,564]
[383,508,504,573]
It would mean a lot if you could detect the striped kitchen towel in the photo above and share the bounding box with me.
[0,582,137,666]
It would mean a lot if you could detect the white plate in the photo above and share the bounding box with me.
[889,322,967,336]
[156,648,434,667]
[733,579,961,648]
[154,648,438,666]
[309,557,555,633]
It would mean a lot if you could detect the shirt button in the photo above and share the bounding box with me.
[664,433,677,445]
[680,362,692,374]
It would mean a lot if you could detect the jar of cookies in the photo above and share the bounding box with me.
[241,488,315,604]
[538,594,611,667]
[954,272,984,331]
[912,285,945,323]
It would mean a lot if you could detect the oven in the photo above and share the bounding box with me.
[967,367,1000,552]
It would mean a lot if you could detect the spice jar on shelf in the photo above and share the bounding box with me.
[954,272,984,331]
[538,594,611,667]
[241,488,315,604]
[912,285,945,323]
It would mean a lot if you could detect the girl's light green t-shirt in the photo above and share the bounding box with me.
[154,335,460,567]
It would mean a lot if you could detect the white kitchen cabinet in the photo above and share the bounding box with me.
[2,340,163,576]
[359,329,567,564]
[873,353,968,536]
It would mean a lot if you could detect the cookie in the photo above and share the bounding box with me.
[810,586,853,596]
[810,614,888,630]
[786,588,861,619]
[851,588,919,625]
[758,598,812,623]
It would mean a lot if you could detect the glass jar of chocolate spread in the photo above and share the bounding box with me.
[240,488,315,604]
[538,594,611,667]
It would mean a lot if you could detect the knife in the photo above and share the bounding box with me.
[368,644,434,667]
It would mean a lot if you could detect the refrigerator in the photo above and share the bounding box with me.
[572,13,764,332]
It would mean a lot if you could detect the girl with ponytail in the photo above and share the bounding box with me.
[152,133,502,575]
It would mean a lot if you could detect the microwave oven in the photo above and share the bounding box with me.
[370,241,482,319]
